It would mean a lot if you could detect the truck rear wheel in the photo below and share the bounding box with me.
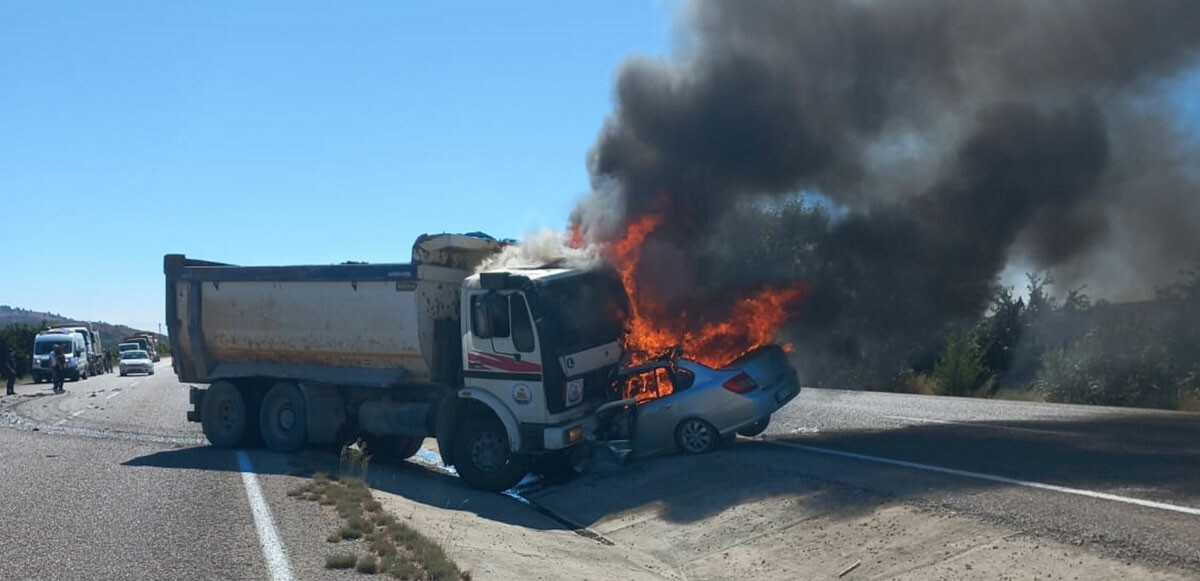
[452,419,529,492]
[259,382,308,453]
[201,381,249,448]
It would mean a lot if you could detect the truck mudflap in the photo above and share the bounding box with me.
[187,387,205,423]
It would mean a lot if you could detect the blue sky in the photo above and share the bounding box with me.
[0,1,673,331]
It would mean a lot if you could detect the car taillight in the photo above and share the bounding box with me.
[722,372,758,394]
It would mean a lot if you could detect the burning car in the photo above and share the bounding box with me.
[581,345,800,467]
[632,345,799,455]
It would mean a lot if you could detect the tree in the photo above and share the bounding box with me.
[932,328,985,396]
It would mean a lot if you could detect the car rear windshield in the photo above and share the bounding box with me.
[121,351,149,360]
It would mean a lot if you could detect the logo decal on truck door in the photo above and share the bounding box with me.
[565,378,584,407]
[512,384,533,405]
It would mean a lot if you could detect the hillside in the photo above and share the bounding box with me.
[0,305,168,351]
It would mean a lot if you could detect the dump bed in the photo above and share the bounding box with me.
[165,234,505,388]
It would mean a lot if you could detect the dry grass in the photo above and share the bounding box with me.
[356,555,380,574]
[288,443,465,580]
[325,553,358,569]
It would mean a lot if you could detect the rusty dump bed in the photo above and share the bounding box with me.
[164,234,505,388]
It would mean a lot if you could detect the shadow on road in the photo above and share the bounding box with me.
[122,445,565,531]
[121,411,1200,532]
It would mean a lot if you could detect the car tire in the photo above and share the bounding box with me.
[201,380,249,448]
[259,382,308,453]
[452,419,529,492]
[675,418,719,454]
[119,371,126,376]
[736,417,770,438]
[72,371,81,382]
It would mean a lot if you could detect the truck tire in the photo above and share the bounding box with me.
[201,381,249,448]
[452,419,529,492]
[368,435,425,463]
[259,382,308,453]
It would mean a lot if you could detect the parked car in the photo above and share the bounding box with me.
[117,342,141,353]
[119,350,155,376]
[619,345,800,457]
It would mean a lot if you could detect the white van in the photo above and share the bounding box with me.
[32,330,90,383]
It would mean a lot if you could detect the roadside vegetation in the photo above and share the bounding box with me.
[0,323,39,379]
[716,201,1200,411]
[896,271,1200,411]
[289,441,467,580]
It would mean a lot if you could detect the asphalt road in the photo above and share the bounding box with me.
[0,361,360,581]
[2,363,1198,578]
[761,388,1200,568]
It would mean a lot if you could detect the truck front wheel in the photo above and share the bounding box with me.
[452,419,529,492]
[259,382,308,453]
[201,381,248,448]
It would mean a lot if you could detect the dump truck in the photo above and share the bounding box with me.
[124,334,160,361]
[166,234,628,491]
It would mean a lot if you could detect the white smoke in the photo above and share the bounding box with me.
[476,228,603,272]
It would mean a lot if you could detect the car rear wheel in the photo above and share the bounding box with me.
[201,381,248,448]
[736,417,770,438]
[676,418,719,454]
[259,382,308,453]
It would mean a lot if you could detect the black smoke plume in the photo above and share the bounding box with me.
[575,0,1200,384]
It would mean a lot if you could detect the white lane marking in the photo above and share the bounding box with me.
[235,451,295,581]
[764,439,1200,517]
[106,391,121,400]
[881,415,1069,436]
[130,381,140,387]
[54,418,67,426]
[71,410,85,417]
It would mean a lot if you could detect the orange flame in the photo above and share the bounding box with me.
[567,223,586,250]
[604,212,809,376]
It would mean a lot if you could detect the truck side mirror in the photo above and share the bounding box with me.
[471,296,493,338]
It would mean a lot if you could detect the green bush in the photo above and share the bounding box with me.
[1035,330,1179,409]
[932,328,986,396]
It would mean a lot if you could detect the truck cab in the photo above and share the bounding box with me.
[444,267,628,489]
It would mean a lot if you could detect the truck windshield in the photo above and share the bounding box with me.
[539,270,629,355]
[34,340,72,355]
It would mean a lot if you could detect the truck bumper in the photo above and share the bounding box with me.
[542,416,595,450]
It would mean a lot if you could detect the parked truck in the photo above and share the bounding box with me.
[124,334,160,362]
[166,234,629,491]
[47,325,106,376]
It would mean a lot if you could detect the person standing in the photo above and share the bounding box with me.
[3,348,16,396]
[51,344,67,393]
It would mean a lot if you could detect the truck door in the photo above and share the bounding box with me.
[465,291,546,421]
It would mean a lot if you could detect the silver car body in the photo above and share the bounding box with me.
[119,350,154,375]
[633,345,800,458]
